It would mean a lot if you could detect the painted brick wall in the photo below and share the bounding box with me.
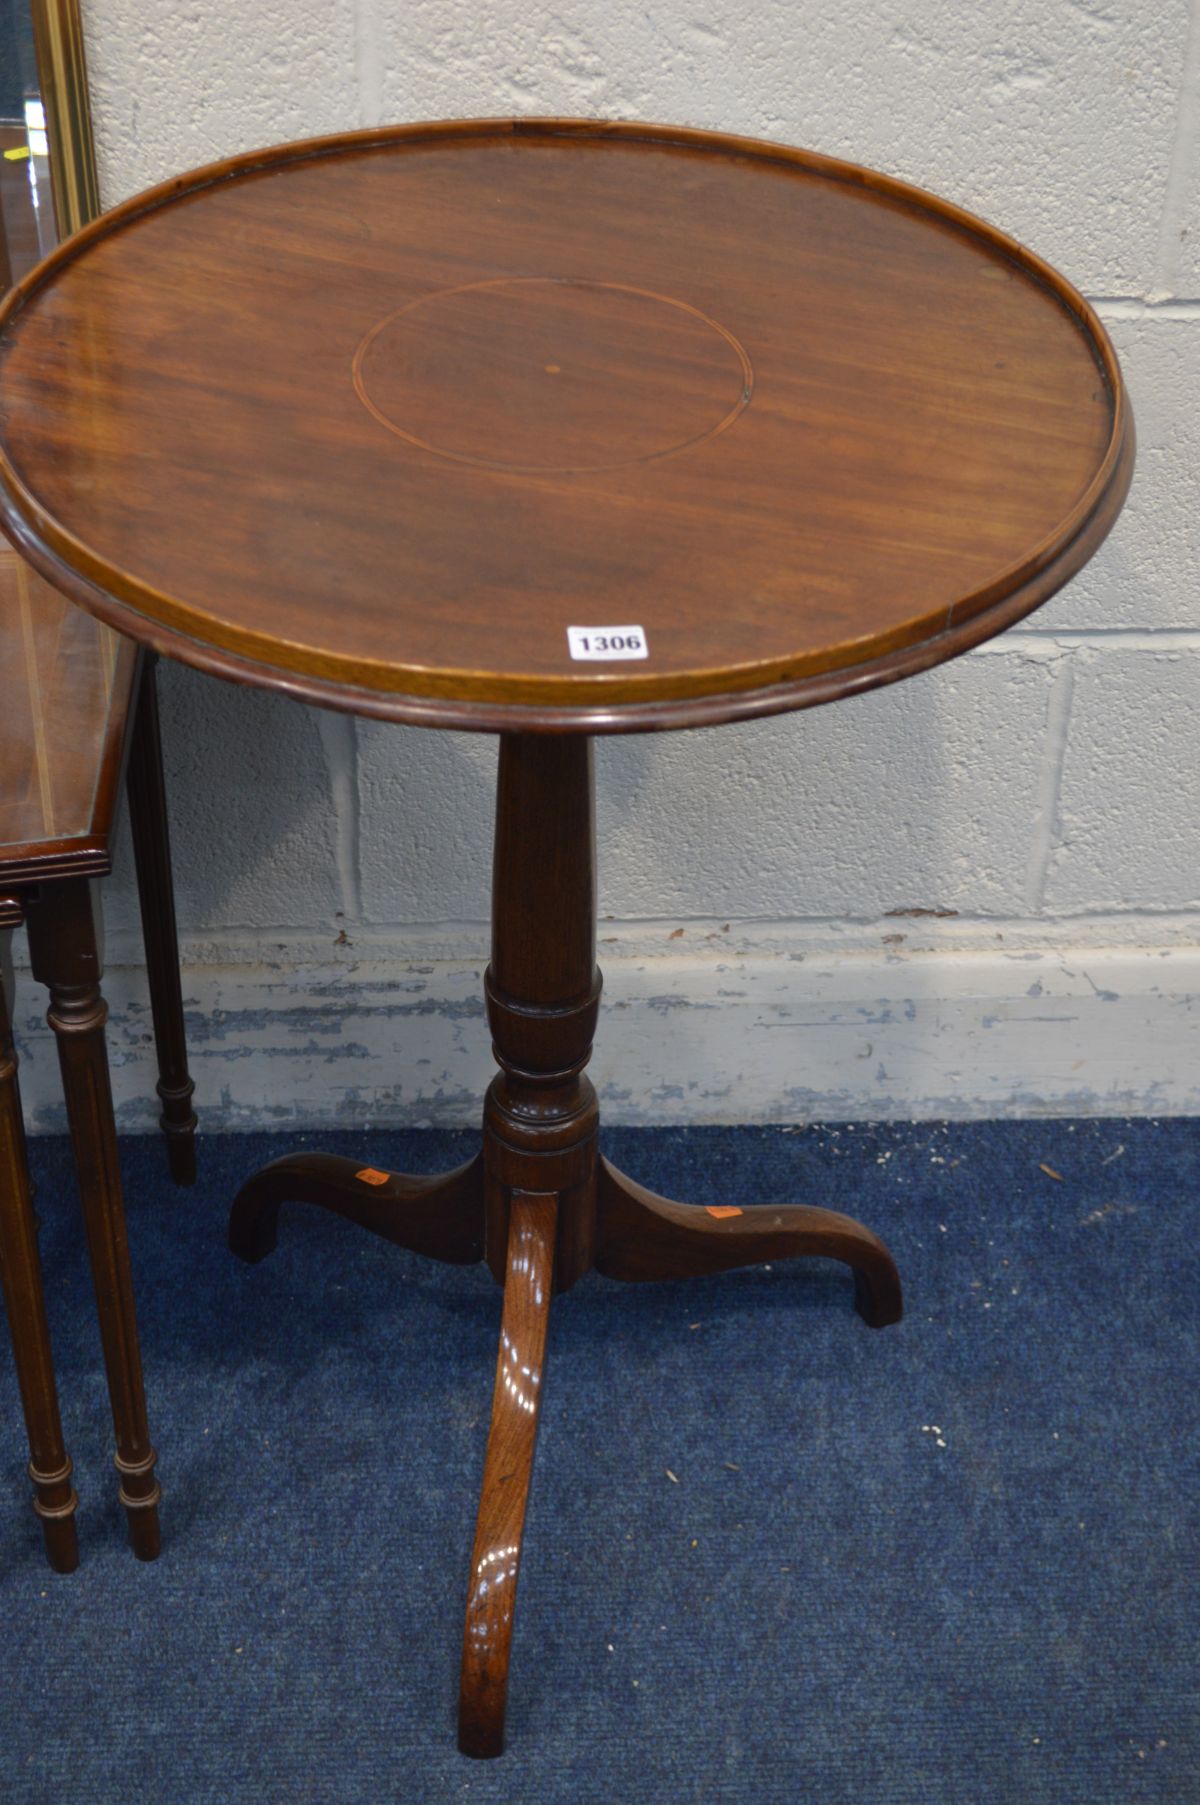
[13,1,1198,1127]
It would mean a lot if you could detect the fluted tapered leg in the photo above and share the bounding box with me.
[0,930,79,1572]
[25,880,161,1560]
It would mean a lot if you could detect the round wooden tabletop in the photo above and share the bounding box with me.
[0,119,1132,734]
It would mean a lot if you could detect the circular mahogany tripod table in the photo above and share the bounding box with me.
[0,119,1132,1755]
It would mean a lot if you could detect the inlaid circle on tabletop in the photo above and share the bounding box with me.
[353,277,754,473]
[0,118,1132,732]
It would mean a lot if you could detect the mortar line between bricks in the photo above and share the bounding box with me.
[976,631,1200,652]
[353,0,384,128]
[1151,0,1200,298]
[1023,653,1076,916]
[1092,296,1200,318]
[314,707,363,927]
[75,908,1200,969]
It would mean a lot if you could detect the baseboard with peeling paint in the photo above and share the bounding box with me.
[8,933,1198,1131]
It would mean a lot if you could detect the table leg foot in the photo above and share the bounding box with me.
[31,1469,81,1574]
[228,1151,485,1266]
[458,1190,556,1759]
[116,1452,163,1560]
[160,1105,198,1188]
[595,1158,902,1328]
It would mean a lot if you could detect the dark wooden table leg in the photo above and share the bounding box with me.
[458,1189,555,1759]
[0,926,80,1572]
[25,878,162,1561]
[595,1159,903,1326]
[458,735,600,1757]
[126,654,197,1186]
[229,1150,484,1265]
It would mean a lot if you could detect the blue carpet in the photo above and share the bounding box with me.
[0,1121,1196,1803]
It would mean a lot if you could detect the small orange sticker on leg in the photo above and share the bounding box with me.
[356,1168,390,1186]
[705,1205,743,1219]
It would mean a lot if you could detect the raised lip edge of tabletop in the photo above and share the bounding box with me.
[0,116,1135,734]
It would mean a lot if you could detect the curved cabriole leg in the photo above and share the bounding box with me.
[0,933,80,1572]
[228,1151,485,1266]
[24,880,162,1561]
[125,655,197,1186]
[595,1158,903,1328]
[458,1189,556,1759]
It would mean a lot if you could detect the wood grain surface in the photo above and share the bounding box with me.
[0,546,134,876]
[458,1188,556,1759]
[0,118,1132,733]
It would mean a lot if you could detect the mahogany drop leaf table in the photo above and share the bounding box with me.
[0,118,1132,1755]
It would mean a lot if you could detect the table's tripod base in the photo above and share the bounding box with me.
[228,733,902,1756]
[229,1144,902,1755]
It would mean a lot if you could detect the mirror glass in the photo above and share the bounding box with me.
[0,0,57,286]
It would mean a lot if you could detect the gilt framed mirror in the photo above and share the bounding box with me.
[0,0,97,290]
[0,3,117,809]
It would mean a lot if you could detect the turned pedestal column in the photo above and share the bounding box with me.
[231,734,902,1756]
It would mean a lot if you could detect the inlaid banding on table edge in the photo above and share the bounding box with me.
[351,276,754,474]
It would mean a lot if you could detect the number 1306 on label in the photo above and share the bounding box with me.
[567,625,649,661]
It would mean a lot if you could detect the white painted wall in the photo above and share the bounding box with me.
[13,0,1200,1126]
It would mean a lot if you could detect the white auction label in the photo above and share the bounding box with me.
[567,625,649,661]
